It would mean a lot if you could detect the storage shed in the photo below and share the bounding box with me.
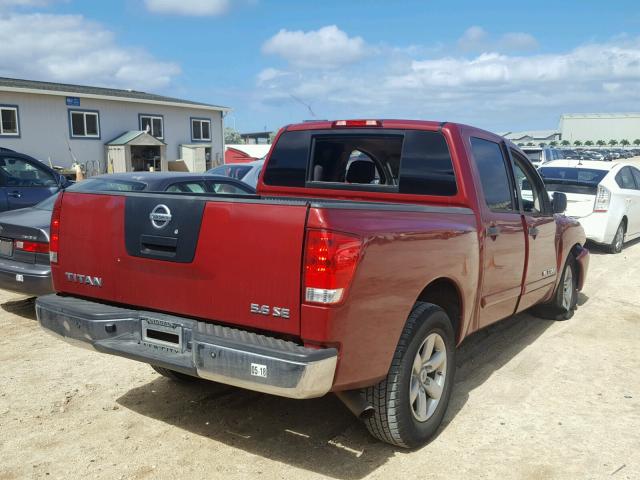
[106,131,167,173]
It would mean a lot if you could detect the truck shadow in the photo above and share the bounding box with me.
[1,296,37,320]
[117,310,562,479]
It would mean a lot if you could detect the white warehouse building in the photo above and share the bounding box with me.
[560,113,640,144]
[0,77,229,173]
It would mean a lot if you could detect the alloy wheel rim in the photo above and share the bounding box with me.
[615,227,624,251]
[562,266,574,310]
[410,332,447,422]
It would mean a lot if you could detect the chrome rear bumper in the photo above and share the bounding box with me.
[36,294,337,399]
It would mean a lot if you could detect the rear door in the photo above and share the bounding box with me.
[0,154,59,211]
[625,167,640,237]
[510,149,559,310]
[53,192,308,335]
[469,137,527,328]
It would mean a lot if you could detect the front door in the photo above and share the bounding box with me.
[0,154,59,211]
[510,149,559,310]
[469,137,527,328]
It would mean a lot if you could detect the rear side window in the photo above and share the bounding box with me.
[470,137,514,211]
[263,129,457,196]
[631,167,640,191]
[615,167,637,190]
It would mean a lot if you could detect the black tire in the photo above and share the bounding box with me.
[533,255,578,321]
[363,302,456,448]
[151,365,199,382]
[608,222,625,254]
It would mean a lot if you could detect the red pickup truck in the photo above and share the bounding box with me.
[36,119,589,448]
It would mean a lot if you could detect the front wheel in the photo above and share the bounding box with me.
[364,303,456,448]
[533,256,578,321]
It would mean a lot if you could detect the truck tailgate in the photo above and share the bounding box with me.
[52,192,308,335]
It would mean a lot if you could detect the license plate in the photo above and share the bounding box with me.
[0,238,13,257]
[251,363,268,378]
[141,317,183,351]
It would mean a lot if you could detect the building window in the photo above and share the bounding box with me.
[0,106,19,136]
[139,114,164,139]
[69,110,100,138]
[191,118,211,141]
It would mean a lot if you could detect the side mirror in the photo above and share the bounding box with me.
[552,192,567,214]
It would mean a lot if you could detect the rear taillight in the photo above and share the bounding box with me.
[49,195,62,263]
[303,230,362,305]
[594,185,610,212]
[14,240,48,254]
[332,119,382,128]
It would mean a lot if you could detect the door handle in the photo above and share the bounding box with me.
[528,226,539,238]
[487,225,500,240]
[8,191,21,198]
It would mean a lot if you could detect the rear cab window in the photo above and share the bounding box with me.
[263,129,457,197]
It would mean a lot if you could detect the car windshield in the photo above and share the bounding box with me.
[67,178,147,193]
[208,164,252,180]
[539,167,608,195]
[523,150,542,162]
[34,192,60,211]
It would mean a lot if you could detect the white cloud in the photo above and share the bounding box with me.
[256,37,640,130]
[458,26,489,51]
[0,0,52,7]
[262,25,368,69]
[500,32,539,51]
[144,0,230,16]
[458,26,539,53]
[0,12,181,90]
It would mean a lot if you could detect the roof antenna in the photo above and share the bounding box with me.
[289,94,317,118]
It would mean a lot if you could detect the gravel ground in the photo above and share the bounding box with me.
[0,241,639,480]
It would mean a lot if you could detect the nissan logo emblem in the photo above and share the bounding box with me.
[149,204,172,229]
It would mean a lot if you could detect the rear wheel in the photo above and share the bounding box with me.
[151,365,199,382]
[609,222,625,254]
[363,303,456,448]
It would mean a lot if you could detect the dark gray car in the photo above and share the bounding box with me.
[0,172,255,296]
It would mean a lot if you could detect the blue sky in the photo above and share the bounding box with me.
[1,0,639,134]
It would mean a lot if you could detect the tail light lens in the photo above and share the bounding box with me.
[49,194,62,263]
[303,230,362,305]
[594,185,610,212]
[14,240,49,254]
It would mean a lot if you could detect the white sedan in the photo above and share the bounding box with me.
[538,160,640,253]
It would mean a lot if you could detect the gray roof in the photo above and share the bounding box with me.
[106,130,165,145]
[0,76,229,111]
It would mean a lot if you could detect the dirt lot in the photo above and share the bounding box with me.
[1,241,639,480]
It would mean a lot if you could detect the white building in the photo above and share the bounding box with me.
[0,77,229,172]
[560,113,640,144]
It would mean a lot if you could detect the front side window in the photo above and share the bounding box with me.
[615,167,637,190]
[471,137,514,211]
[69,110,100,138]
[511,149,548,215]
[0,106,19,136]
[140,115,163,139]
[0,156,57,187]
[192,119,211,141]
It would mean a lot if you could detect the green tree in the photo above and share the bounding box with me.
[620,139,630,146]
[526,142,534,146]
[584,140,594,146]
[573,140,582,146]
[268,131,277,144]
[549,141,558,147]
[561,140,571,146]
[224,127,243,144]
[608,139,618,146]
[596,140,606,146]
[539,142,547,147]
[633,139,640,146]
